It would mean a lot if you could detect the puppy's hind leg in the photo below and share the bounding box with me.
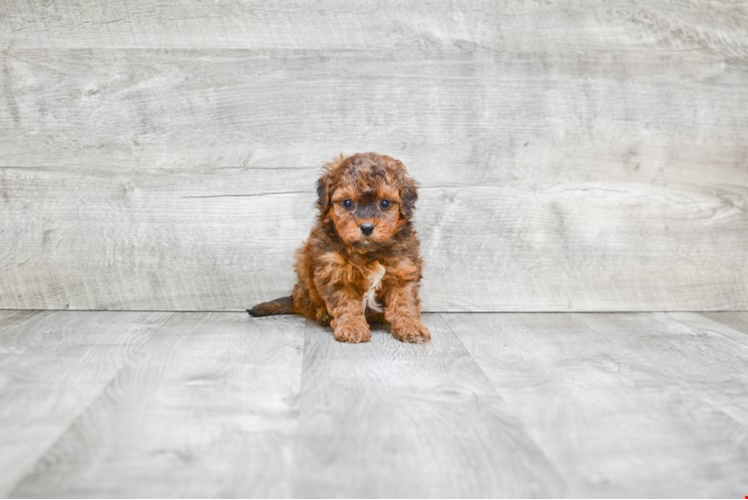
[292,281,331,324]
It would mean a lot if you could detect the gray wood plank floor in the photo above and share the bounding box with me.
[0,311,746,498]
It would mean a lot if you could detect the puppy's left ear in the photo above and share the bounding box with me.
[399,174,419,218]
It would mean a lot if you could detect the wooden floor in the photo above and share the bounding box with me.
[0,311,747,498]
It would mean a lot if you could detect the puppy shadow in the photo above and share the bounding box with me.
[369,322,391,335]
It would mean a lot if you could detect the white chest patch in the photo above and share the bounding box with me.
[363,263,386,313]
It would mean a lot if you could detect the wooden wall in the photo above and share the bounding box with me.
[1,1,747,311]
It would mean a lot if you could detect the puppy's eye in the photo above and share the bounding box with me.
[342,199,353,208]
[379,199,391,209]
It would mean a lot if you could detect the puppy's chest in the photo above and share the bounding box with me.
[362,262,386,312]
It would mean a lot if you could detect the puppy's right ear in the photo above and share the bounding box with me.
[316,173,331,212]
[317,154,347,213]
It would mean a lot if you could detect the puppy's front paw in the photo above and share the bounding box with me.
[392,321,431,344]
[333,320,371,344]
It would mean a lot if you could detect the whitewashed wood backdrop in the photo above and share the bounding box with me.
[1,0,747,311]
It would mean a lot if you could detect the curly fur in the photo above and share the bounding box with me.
[248,152,430,344]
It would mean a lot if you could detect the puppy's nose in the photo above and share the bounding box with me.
[360,223,375,236]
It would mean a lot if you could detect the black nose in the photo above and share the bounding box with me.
[360,223,375,236]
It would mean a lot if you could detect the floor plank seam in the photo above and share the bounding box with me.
[434,312,567,490]
[4,311,748,497]
[7,358,142,493]
[289,318,310,498]
[667,312,748,350]
[4,312,178,497]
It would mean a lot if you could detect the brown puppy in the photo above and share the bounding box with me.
[249,152,430,344]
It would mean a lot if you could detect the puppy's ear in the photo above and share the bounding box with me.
[316,174,331,212]
[399,175,419,217]
[317,153,347,213]
[389,159,418,217]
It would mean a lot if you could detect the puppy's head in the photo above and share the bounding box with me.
[317,152,418,252]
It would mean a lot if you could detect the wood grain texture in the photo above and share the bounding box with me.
[4,310,747,497]
[1,2,747,312]
[9,312,305,498]
[2,49,747,172]
[292,315,563,498]
[443,312,748,498]
[1,165,746,311]
[1,0,747,52]
[0,310,170,496]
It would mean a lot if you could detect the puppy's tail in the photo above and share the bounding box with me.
[247,295,294,317]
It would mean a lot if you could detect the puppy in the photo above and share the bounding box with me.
[248,152,430,344]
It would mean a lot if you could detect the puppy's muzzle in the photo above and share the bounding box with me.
[360,223,375,236]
